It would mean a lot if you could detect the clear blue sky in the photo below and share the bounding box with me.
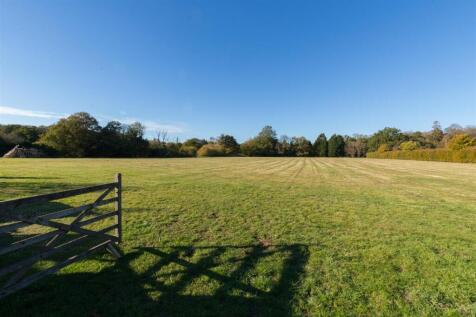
[1,0,475,141]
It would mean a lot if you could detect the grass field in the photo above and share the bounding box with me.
[0,157,475,316]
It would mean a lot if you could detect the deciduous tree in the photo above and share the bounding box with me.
[217,134,239,154]
[291,136,312,156]
[38,112,100,157]
[367,127,405,152]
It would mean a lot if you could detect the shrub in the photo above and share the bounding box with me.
[179,145,197,157]
[377,144,390,153]
[367,148,476,163]
[183,138,208,149]
[240,138,276,156]
[164,142,181,157]
[399,141,418,151]
[197,144,226,157]
[448,134,476,150]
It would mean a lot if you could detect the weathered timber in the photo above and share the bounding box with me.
[0,182,118,213]
[0,240,113,298]
[0,225,118,278]
[0,174,123,299]
[115,173,122,243]
[0,197,117,234]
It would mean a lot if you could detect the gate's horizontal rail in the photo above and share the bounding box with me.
[0,230,62,256]
[0,225,118,278]
[19,217,119,242]
[0,182,118,213]
[0,239,114,298]
[0,214,119,256]
[0,174,122,300]
[0,197,117,234]
[77,211,118,227]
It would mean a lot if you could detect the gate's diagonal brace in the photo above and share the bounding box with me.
[46,186,115,247]
[0,174,122,299]
[105,243,122,259]
[4,187,116,288]
[0,240,113,299]
[18,217,119,243]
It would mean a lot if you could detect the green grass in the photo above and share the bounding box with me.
[0,157,475,316]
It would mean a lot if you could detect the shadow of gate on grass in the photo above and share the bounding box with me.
[1,244,311,317]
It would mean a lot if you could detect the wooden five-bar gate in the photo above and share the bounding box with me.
[0,174,123,299]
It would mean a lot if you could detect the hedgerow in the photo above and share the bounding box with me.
[366,148,476,163]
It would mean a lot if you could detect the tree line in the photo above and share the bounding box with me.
[1,112,475,158]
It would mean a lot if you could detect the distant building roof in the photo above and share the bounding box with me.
[3,145,46,158]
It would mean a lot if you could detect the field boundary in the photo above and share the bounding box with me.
[0,173,123,299]
[366,148,476,163]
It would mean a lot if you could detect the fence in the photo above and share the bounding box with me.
[0,173,122,299]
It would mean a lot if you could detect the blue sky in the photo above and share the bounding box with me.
[1,0,475,141]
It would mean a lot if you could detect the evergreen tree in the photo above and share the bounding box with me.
[313,133,328,157]
[328,134,345,157]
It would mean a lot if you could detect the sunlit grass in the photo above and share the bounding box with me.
[0,158,475,316]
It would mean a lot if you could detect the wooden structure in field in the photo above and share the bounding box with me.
[2,145,46,158]
[0,174,122,299]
